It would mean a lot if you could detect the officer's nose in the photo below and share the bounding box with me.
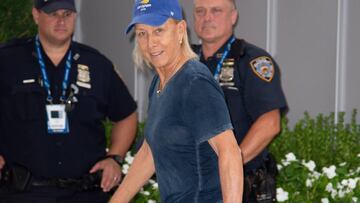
[204,10,213,22]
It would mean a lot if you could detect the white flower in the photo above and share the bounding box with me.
[325,183,334,193]
[309,171,321,180]
[125,152,134,164]
[276,188,289,202]
[321,198,330,203]
[352,197,358,202]
[285,152,297,162]
[277,164,283,171]
[341,179,349,186]
[148,200,157,203]
[148,179,156,184]
[331,190,337,199]
[348,178,357,189]
[302,160,316,172]
[357,153,360,158]
[322,165,337,179]
[141,191,150,196]
[281,159,290,166]
[338,189,345,198]
[339,162,347,167]
[122,164,130,174]
[152,182,159,189]
[305,178,313,187]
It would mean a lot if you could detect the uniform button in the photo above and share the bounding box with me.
[58,161,62,165]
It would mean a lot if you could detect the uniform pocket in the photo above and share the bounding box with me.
[1,84,45,121]
[70,88,103,122]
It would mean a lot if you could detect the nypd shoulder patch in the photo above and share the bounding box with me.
[250,56,275,82]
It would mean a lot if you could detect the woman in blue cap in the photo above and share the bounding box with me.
[110,0,243,202]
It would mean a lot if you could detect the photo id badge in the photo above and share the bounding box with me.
[46,104,69,134]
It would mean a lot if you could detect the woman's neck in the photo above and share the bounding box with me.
[157,54,188,92]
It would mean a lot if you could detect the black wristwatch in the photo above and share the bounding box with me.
[105,154,123,166]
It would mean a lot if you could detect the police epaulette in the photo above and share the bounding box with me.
[74,42,101,55]
[0,37,33,49]
[231,39,246,57]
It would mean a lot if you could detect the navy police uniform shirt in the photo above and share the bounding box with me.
[193,36,287,172]
[0,37,137,179]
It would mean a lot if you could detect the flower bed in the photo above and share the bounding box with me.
[113,111,360,203]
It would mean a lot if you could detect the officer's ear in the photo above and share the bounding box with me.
[32,8,40,25]
[230,9,238,26]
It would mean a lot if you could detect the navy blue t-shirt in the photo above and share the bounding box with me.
[145,59,233,202]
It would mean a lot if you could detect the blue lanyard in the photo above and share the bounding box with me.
[35,35,72,103]
[213,36,235,81]
[199,36,236,81]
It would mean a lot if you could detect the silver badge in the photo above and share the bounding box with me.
[219,58,235,84]
[76,64,91,89]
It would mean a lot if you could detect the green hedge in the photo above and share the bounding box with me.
[269,111,359,202]
[270,110,359,171]
[0,0,37,43]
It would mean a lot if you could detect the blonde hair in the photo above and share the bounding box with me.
[132,20,198,70]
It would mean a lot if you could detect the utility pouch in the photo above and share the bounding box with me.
[253,169,276,202]
[80,170,102,191]
[1,163,32,191]
[244,153,278,202]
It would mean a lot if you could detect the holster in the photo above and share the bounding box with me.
[0,163,32,191]
[244,153,278,203]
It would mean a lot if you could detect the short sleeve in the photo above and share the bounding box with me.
[107,67,137,121]
[183,73,233,144]
[244,55,288,120]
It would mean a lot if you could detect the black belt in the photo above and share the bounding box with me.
[31,178,82,189]
[1,165,102,192]
[30,172,102,191]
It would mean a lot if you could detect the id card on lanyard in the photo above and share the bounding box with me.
[46,104,69,134]
[35,35,72,134]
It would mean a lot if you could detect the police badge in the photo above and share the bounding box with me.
[250,56,275,82]
[76,64,91,89]
[219,58,235,86]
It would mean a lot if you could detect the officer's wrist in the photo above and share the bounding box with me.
[104,154,123,166]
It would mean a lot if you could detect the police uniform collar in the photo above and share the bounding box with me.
[208,35,237,60]
[33,37,79,61]
[231,38,246,58]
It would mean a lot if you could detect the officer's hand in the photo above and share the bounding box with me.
[90,158,122,192]
[0,155,5,170]
[0,155,5,181]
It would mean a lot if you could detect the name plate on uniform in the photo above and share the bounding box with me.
[46,104,69,134]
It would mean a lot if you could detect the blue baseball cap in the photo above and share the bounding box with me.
[35,0,76,13]
[126,0,183,34]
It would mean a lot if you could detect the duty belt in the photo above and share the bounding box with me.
[0,163,102,191]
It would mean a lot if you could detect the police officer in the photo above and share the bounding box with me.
[0,0,137,202]
[192,0,287,202]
